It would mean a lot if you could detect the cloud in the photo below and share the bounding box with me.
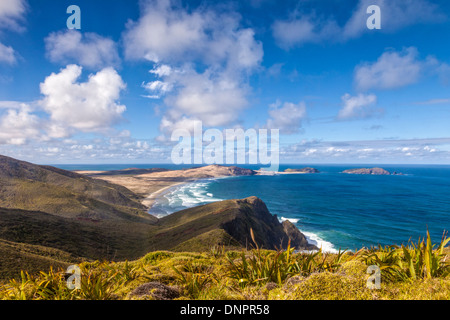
[354,47,422,91]
[282,137,450,163]
[272,15,339,49]
[142,80,173,99]
[0,64,128,145]
[414,98,450,105]
[45,30,120,69]
[0,0,27,32]
[337,93,379,120]
[123,0,263,69]
[0,42,16,64]
[124,0,263,138]
[425,56,450,85]
[123,0,206,63]
[0,101,26,109]
[0,0,27,64]
[272,0,446,48]
[154,66,250,139]
[39,65,127,138]
[0,104,41,145]
[354,47,450,91]
[266,100,307,134]
[167,68,248,124]
[0,133,170,163]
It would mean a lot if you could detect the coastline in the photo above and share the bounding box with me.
[74,166,352,252]
[143,175,337,253]
[142,181,190,209]
[77,167,336,252]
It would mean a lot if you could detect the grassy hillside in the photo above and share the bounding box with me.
[0,207,158,262]
[140,196,315,252]
[0,196,313,279]
[0,153,315,280]
[1,231,448,300]
[0,239,78,280]
[0,155,154,222]
[1,155,447,300]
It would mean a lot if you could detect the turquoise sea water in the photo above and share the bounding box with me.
[55,163,450,252]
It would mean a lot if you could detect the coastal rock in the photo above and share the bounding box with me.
[129,282,180,300]
[282,220,318,250]
[156,196,317,251]
[220,196,318,251]
[284,167,320,173]
[342,167,391,175]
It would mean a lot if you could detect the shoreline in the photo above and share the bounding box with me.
[75,166,334,251]
[144,176,230,214]
[143,176,337,253]
[142,181,191,209]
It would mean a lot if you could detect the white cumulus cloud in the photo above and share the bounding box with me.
[124,0,263,138]
[39,64,127,138]
[337,93,378,120]
[354,47,423,91]
[0,104,41,145]
[266,100,307,134]
[272,15,339,49]
[45,30,120,69]
[0,42,16,64]
[272,0,445,48]
[0,0,27,64]
[0,0,26,31]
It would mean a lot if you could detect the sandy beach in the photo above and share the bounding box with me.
[76,164,257,211]
[141,181,190,208]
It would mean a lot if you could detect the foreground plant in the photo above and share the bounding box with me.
[399,230,449,280]
[356,230,450,282]
[0,229,448,300]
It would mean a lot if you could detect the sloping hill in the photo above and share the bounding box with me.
[0,238,78,280]
[150,196,317,251]
[0,197,316,279]
[0,207,156,261]
[0,155,316,280]
[0,155,155,222]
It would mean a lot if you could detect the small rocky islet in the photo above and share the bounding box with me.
[342,167,403,175]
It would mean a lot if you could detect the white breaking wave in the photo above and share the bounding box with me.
[302,231,338,253]
[151,179,339,254]
[280,217,300,224]
[151,179,224,216]
[278,217,338,253]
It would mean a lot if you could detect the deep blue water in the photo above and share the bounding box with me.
[148,164,450,252]
[54,163,450,252]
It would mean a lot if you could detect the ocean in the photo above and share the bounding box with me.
[55,163,450,252]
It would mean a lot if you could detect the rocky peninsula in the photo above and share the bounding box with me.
[284,167,320,174]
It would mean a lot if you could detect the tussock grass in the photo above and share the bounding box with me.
[0,229,448,300]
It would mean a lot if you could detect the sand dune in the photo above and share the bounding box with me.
[77,165,256,209]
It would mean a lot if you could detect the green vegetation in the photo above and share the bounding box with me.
[0,155,314,278]
[0,155,448,300]
[1,230,448,300]
[0,155,153,222]
[0,195,309,278]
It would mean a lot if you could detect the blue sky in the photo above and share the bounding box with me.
[1,0,450,164]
